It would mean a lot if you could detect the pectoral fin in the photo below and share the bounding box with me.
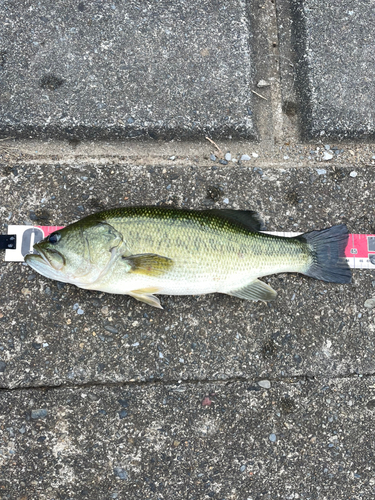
[122,253,173,277]
[226,279,277,302]
[128,289,163,309]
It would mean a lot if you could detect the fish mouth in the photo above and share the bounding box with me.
[25,246,66,280]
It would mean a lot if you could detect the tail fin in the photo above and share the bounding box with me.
[297,224,351,283]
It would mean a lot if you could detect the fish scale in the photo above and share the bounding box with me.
[102,210,310,294]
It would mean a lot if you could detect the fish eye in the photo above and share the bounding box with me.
[48,233,61,244]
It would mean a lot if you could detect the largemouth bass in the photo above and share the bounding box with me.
[25,207,351,308]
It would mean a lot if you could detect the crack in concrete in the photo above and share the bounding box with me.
[1,370,374,394]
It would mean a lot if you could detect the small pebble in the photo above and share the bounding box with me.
[241,154,251,161]
[77,308,84,315]
[223,198,229,204]
[316,169,326,175]
[105,325,118,334]
[252,152,259,158]
[219,159,228,165]
[258,380,271,389]
[73,303,79,311]
[210,154,216,161]
[257,79,270,87]
[269,433,277,442]
[364,298,375,309]
[113,467,128,480]
[350,171,357,177]
[240,465,246,472]
[31,409,48,419]
[322,151,333,161]
[169,156,176,160]
[372,155,375,160]
[324,144,331,150]
[27,274,36,281]
[283,155,289,160]
[225,152,231,161]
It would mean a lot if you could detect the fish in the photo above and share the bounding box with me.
[24,206,351,309]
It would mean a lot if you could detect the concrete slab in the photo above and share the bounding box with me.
[290,0,375,139]
[0,0,256,140]
[1,378,374,498]
[1,163,374,390]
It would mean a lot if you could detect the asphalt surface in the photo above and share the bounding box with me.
[1,378,375,499]
[1,162,375,498]
[1,163,375,391]
[1,0,375,499]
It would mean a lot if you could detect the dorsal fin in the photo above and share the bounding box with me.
[207,209,264,232]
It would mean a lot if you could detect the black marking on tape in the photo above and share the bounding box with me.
[368,236,375,252]
[0,234,16,250]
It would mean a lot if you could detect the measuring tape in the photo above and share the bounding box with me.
[2,225,64,262]
[1,225,375,269]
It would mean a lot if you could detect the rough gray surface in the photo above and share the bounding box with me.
[1,164,375,391]
[290,0,375,139]
[0,0,255,140]
[1,1,375,496]
[1,378,375,498]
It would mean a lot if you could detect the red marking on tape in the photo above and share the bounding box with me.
[345,234,375,259]
[38,226,65,237]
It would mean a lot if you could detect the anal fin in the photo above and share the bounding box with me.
[226,279,277,302]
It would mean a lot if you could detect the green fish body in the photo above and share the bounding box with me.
[25,207,351,308]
